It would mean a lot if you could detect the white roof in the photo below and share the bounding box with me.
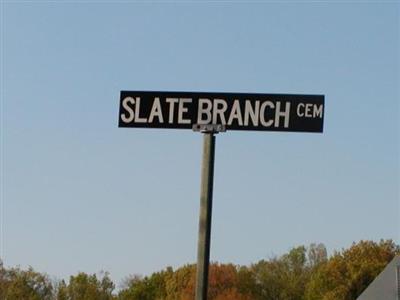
[357,256,400,300]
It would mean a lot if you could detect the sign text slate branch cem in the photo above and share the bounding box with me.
[119,91,324,133]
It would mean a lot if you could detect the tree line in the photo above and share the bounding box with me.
[0,239,398,300]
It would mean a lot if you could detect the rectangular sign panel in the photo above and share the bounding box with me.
[119,91,324,133]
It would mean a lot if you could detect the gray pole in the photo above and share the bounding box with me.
[195,132,216,300]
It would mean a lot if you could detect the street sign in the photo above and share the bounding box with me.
[118,89,326,300]
[119,91,324,133]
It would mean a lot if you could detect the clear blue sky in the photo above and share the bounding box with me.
[1,1,399,286]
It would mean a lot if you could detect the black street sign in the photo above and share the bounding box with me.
[118,91,324,133]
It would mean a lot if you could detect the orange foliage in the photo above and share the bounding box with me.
[214,288,253,300]
[177,263,252,300]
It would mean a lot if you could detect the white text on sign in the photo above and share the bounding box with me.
[121,97,323,128]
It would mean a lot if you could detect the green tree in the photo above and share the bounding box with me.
[55,280,68,300]
[236,265,258,298]
[62,272,115,300]
[250,246,309,300]
[118,268,172,300]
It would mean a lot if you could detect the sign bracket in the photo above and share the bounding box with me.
[192,124,226,133]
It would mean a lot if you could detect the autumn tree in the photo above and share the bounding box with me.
[1,240,397,300]
[164,264,195,300]
[165,263,255,300]
[207,263,254,300]
[214,288,253,300]
[0,261,53,300]
[305,239,400,300]
[307,243,328,268]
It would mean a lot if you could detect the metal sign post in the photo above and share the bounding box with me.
[193,125,224,300]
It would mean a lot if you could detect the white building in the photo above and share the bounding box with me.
[357,256,400,300]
